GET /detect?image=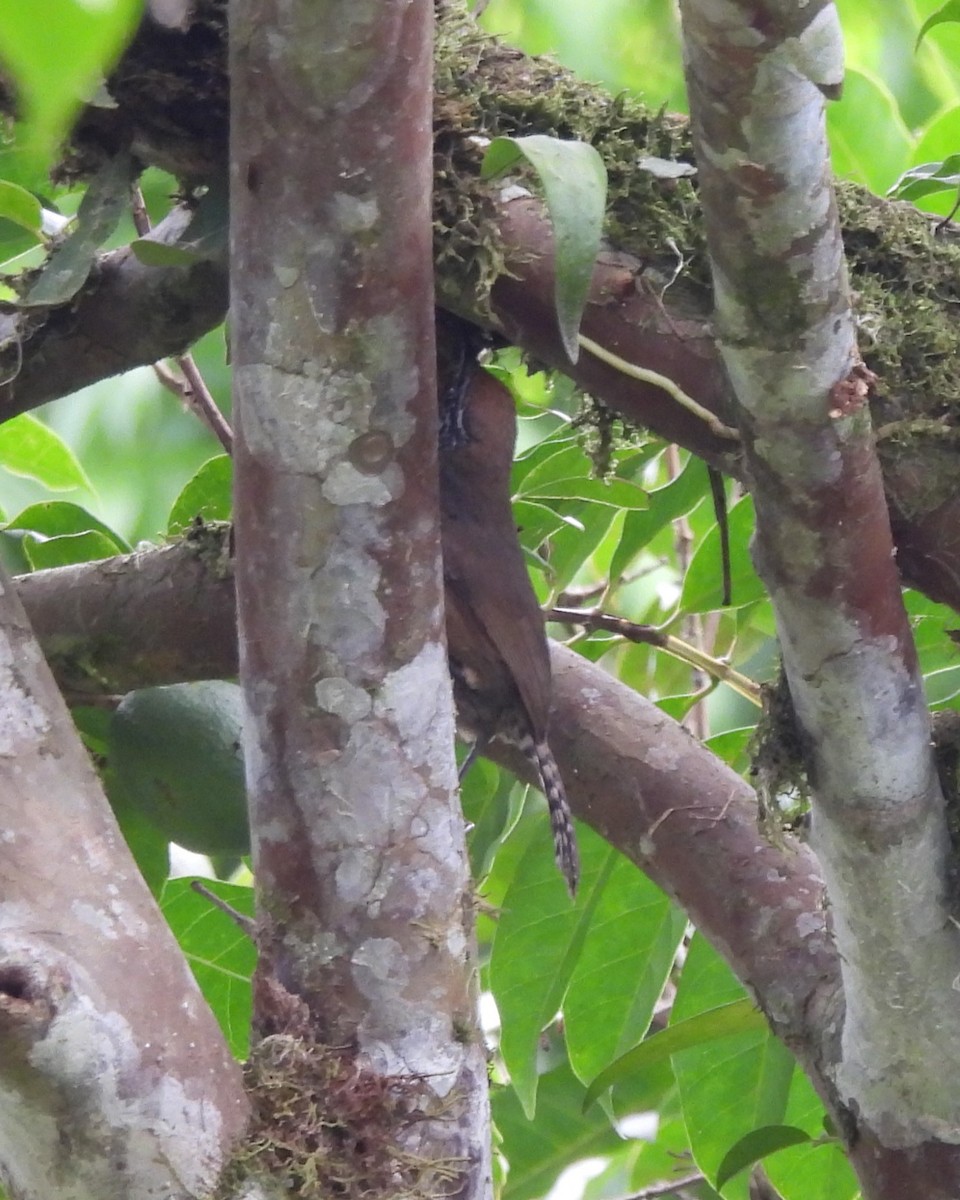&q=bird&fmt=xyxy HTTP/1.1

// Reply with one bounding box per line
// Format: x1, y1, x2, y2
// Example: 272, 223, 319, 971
437, 326, 580, 896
